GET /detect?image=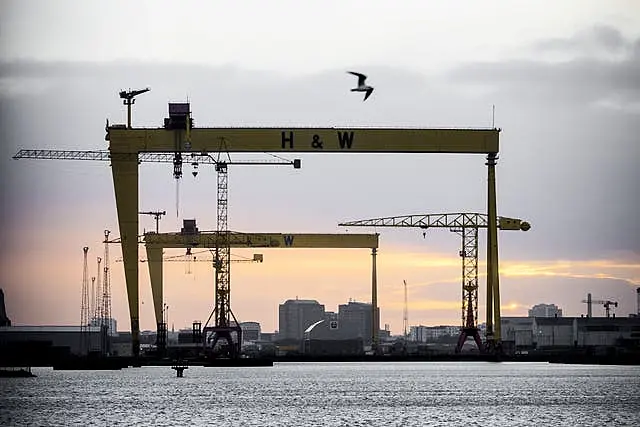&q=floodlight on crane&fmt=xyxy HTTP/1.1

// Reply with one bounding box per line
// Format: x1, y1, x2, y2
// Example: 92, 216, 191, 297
119, 87, 150, 128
